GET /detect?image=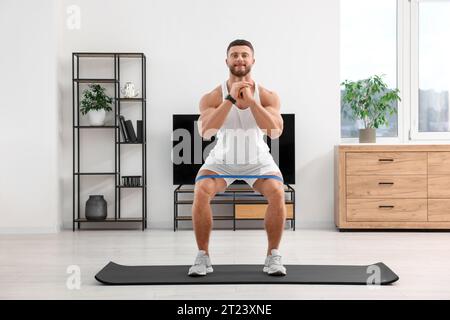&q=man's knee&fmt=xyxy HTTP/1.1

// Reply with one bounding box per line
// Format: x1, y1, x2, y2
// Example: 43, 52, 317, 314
266, 185, 285, 206
194, 179, 217, 203
265, 187, 286, 221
